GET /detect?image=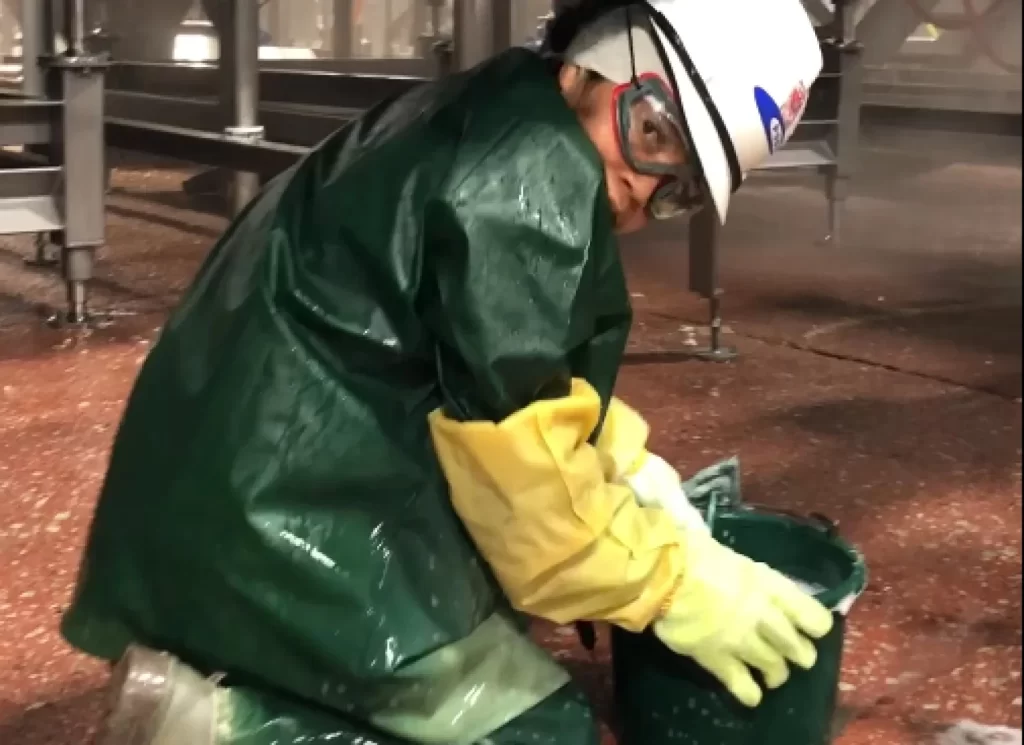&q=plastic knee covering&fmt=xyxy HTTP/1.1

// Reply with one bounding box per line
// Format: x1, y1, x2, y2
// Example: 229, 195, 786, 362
96, 645, 218, 745
479, 685, 600, 745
